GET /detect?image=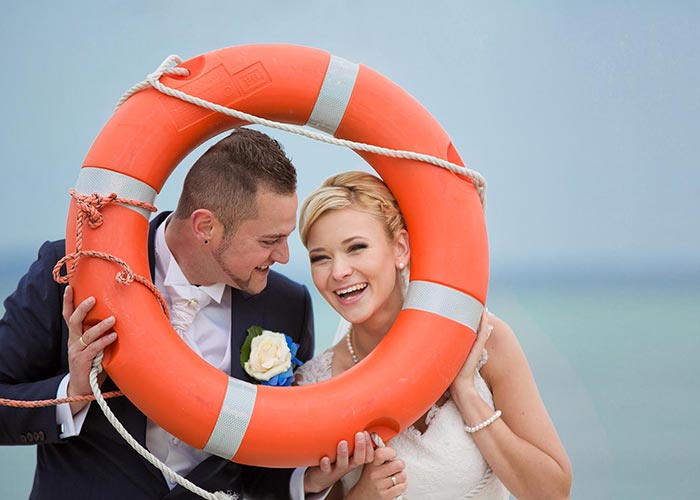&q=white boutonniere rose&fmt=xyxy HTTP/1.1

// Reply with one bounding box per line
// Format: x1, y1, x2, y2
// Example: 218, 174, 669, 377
240, 326, 302, 386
